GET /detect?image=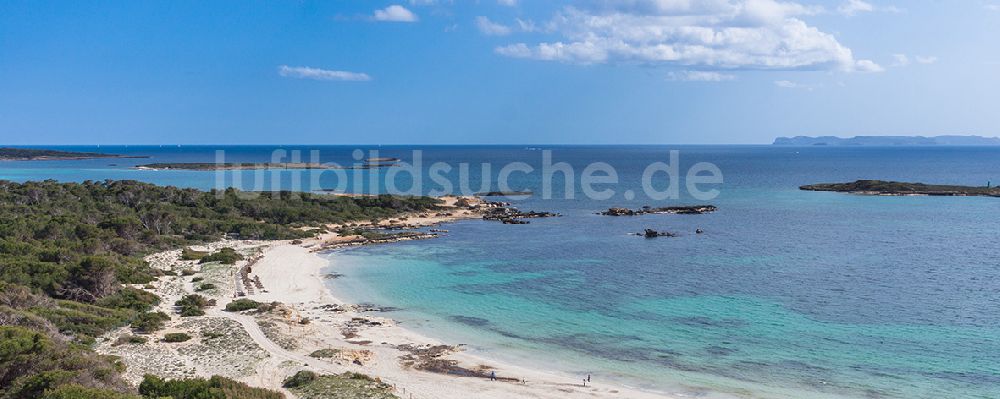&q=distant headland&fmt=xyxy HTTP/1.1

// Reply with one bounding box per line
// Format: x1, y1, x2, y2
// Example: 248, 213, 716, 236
773, 135, 1000, 146
801, 180, 1000, 197
0, 147, 148, 161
